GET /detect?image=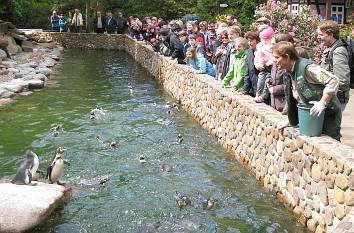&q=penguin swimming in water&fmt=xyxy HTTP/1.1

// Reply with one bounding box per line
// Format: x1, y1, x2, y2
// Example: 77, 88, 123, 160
175, 191, 192, 209
50, 124, 63, 137
128, 83, 134, 94
198, 192, 218, 210
139, 154, 147, 164
11, 150, 39, 185
47, 147, 70, 185
176, 134, 183, 144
